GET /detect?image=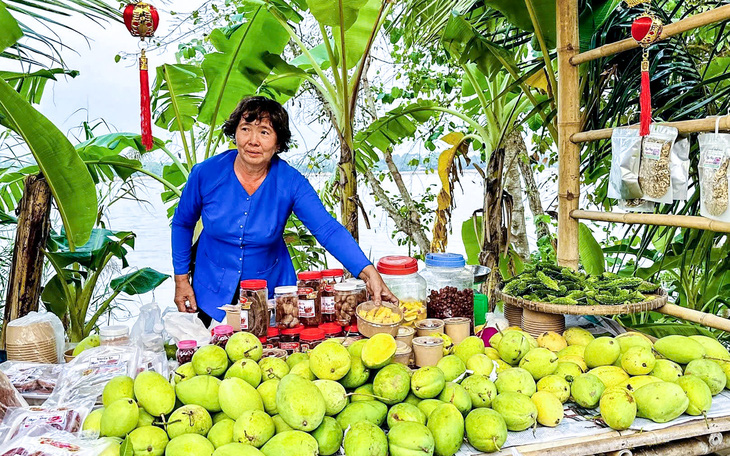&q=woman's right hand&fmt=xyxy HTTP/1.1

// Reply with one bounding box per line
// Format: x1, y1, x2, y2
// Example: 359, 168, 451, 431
174, 274, 198, 313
